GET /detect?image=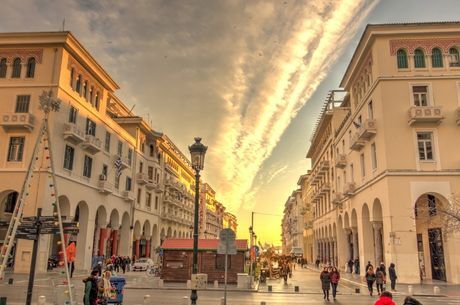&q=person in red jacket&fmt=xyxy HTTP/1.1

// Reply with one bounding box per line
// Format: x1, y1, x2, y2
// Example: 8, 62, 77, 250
374, 291, 396, 305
